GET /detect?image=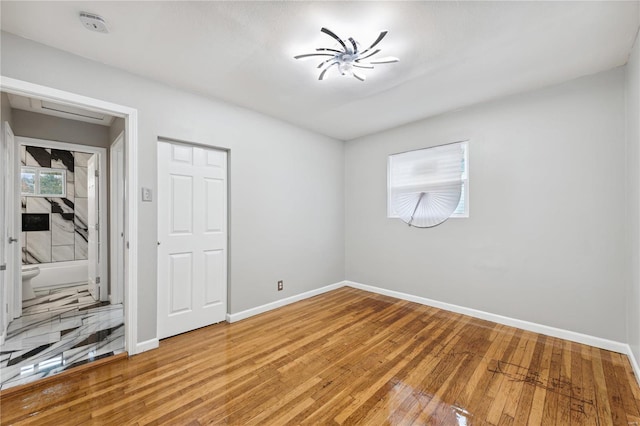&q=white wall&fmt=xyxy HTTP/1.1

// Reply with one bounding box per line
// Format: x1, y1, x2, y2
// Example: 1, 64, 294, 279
627, 30, 640, 366
1, 92, 12, 127
345, 68, 627, 342
0, 32, 345, 343
12, 109, 111, 147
